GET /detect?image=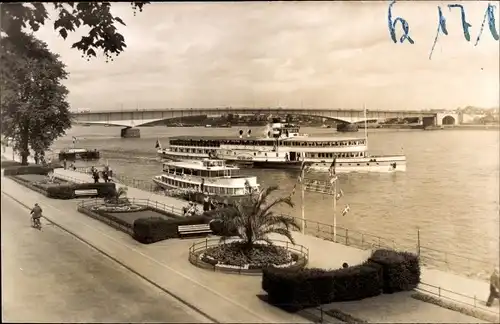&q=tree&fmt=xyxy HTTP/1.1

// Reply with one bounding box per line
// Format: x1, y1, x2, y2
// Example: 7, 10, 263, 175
1, 2, 148, 61
0, 34, 72, 164
214, 185, 300, 250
